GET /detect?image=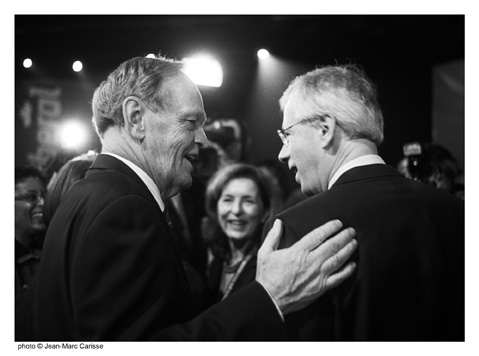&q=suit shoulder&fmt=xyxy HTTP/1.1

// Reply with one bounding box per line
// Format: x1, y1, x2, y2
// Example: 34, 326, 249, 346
278, 191, 332, 220
56, 168, 158, 225
75, 168, 147, 200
